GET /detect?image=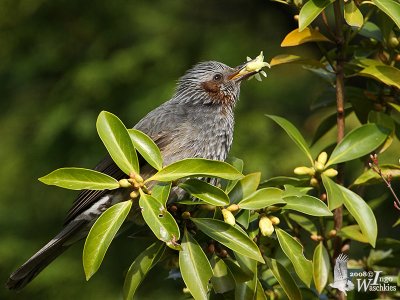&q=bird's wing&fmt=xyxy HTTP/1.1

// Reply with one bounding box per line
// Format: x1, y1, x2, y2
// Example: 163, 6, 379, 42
63, 155, 129, 225
333, 254, 349, 281
63, 130, 174, 225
